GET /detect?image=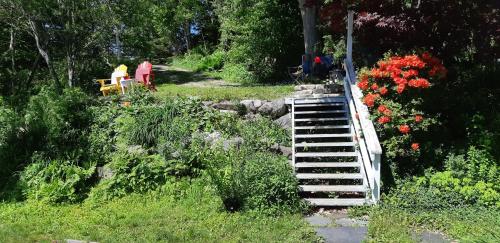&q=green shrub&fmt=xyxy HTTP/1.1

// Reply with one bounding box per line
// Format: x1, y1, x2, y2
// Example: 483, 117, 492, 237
87, 103, 124, 165
171, 50, 225, 72
88, 147, 171, 200
236, 117, 291, 150
0, 104, 23, 186
386, 147, 500, 209
206, 148, 303, 214
19, 159, 95, 203
323, 35, 346, 63
123, 104, 181, 148
122, 98, 202, 149
214, 0, 303, 83
24, 87, 93, 161
243, 153, 304, 214
219, 63, 256, 84
205, 148, 247, 212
